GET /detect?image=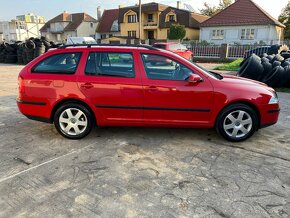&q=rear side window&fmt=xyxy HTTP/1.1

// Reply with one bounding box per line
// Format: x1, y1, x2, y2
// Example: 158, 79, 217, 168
32, 53, 82, 74
85, 52, 135, 78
